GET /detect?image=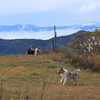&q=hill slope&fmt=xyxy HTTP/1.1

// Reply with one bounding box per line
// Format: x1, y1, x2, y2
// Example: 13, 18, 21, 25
0, 30, 85, 55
